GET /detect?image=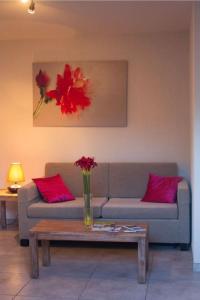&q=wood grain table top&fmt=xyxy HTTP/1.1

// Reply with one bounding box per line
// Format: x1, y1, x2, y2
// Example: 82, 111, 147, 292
0, 189, 18, 201
30, 220, 148, 242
